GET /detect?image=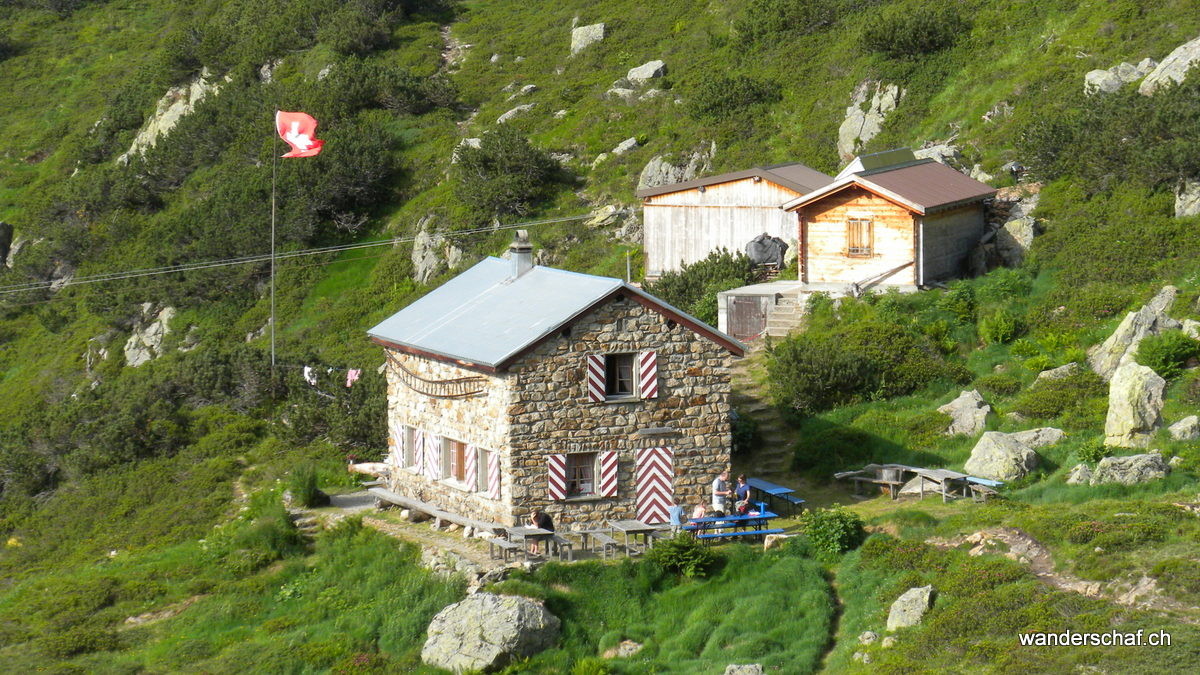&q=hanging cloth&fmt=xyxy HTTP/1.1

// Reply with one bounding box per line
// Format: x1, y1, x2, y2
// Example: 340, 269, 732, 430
345, 368, 362, 388
302, 366, 318, 386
